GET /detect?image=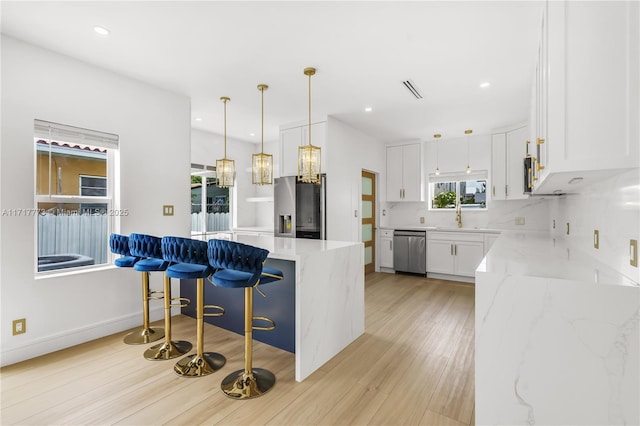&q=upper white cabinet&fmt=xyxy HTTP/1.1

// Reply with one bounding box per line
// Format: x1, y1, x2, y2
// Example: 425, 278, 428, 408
531, 1, 639, 194
279, 121, 327, 177
491, 125, 528, 200
386, 143, 423, 202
